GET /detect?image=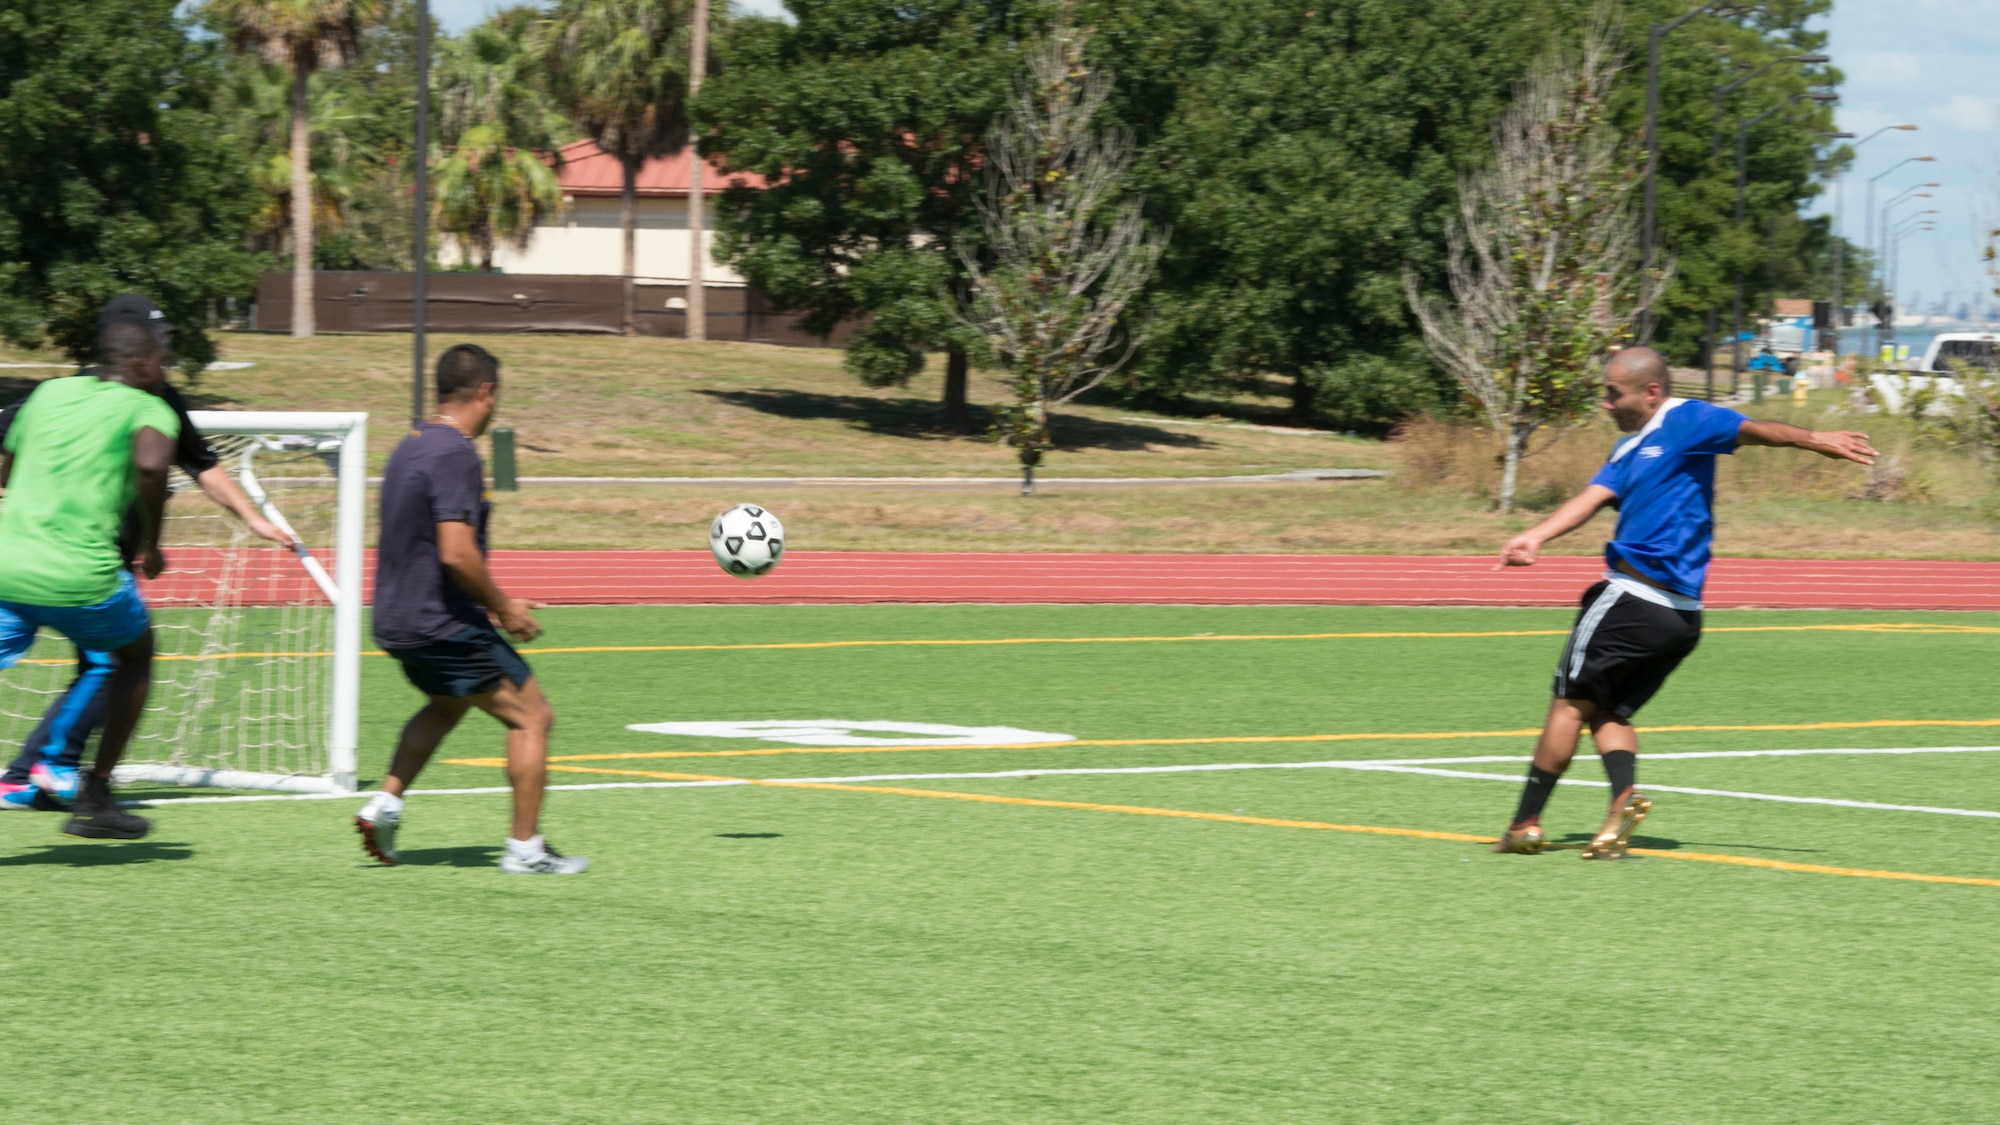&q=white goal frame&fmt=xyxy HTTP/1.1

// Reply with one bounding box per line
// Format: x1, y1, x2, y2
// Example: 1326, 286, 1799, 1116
109, 410, 368, 794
